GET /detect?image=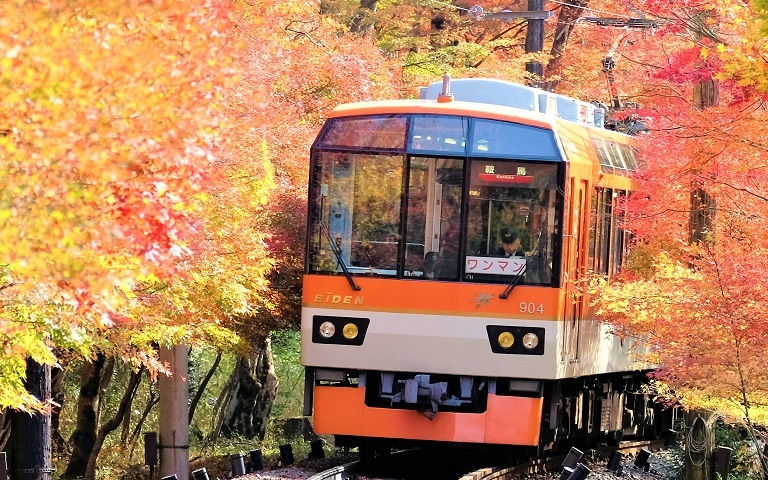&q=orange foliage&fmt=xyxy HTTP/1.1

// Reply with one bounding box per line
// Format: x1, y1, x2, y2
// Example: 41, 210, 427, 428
0, 0, 239, 409
0, 0, 401, 410
584, 1, 768, 419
